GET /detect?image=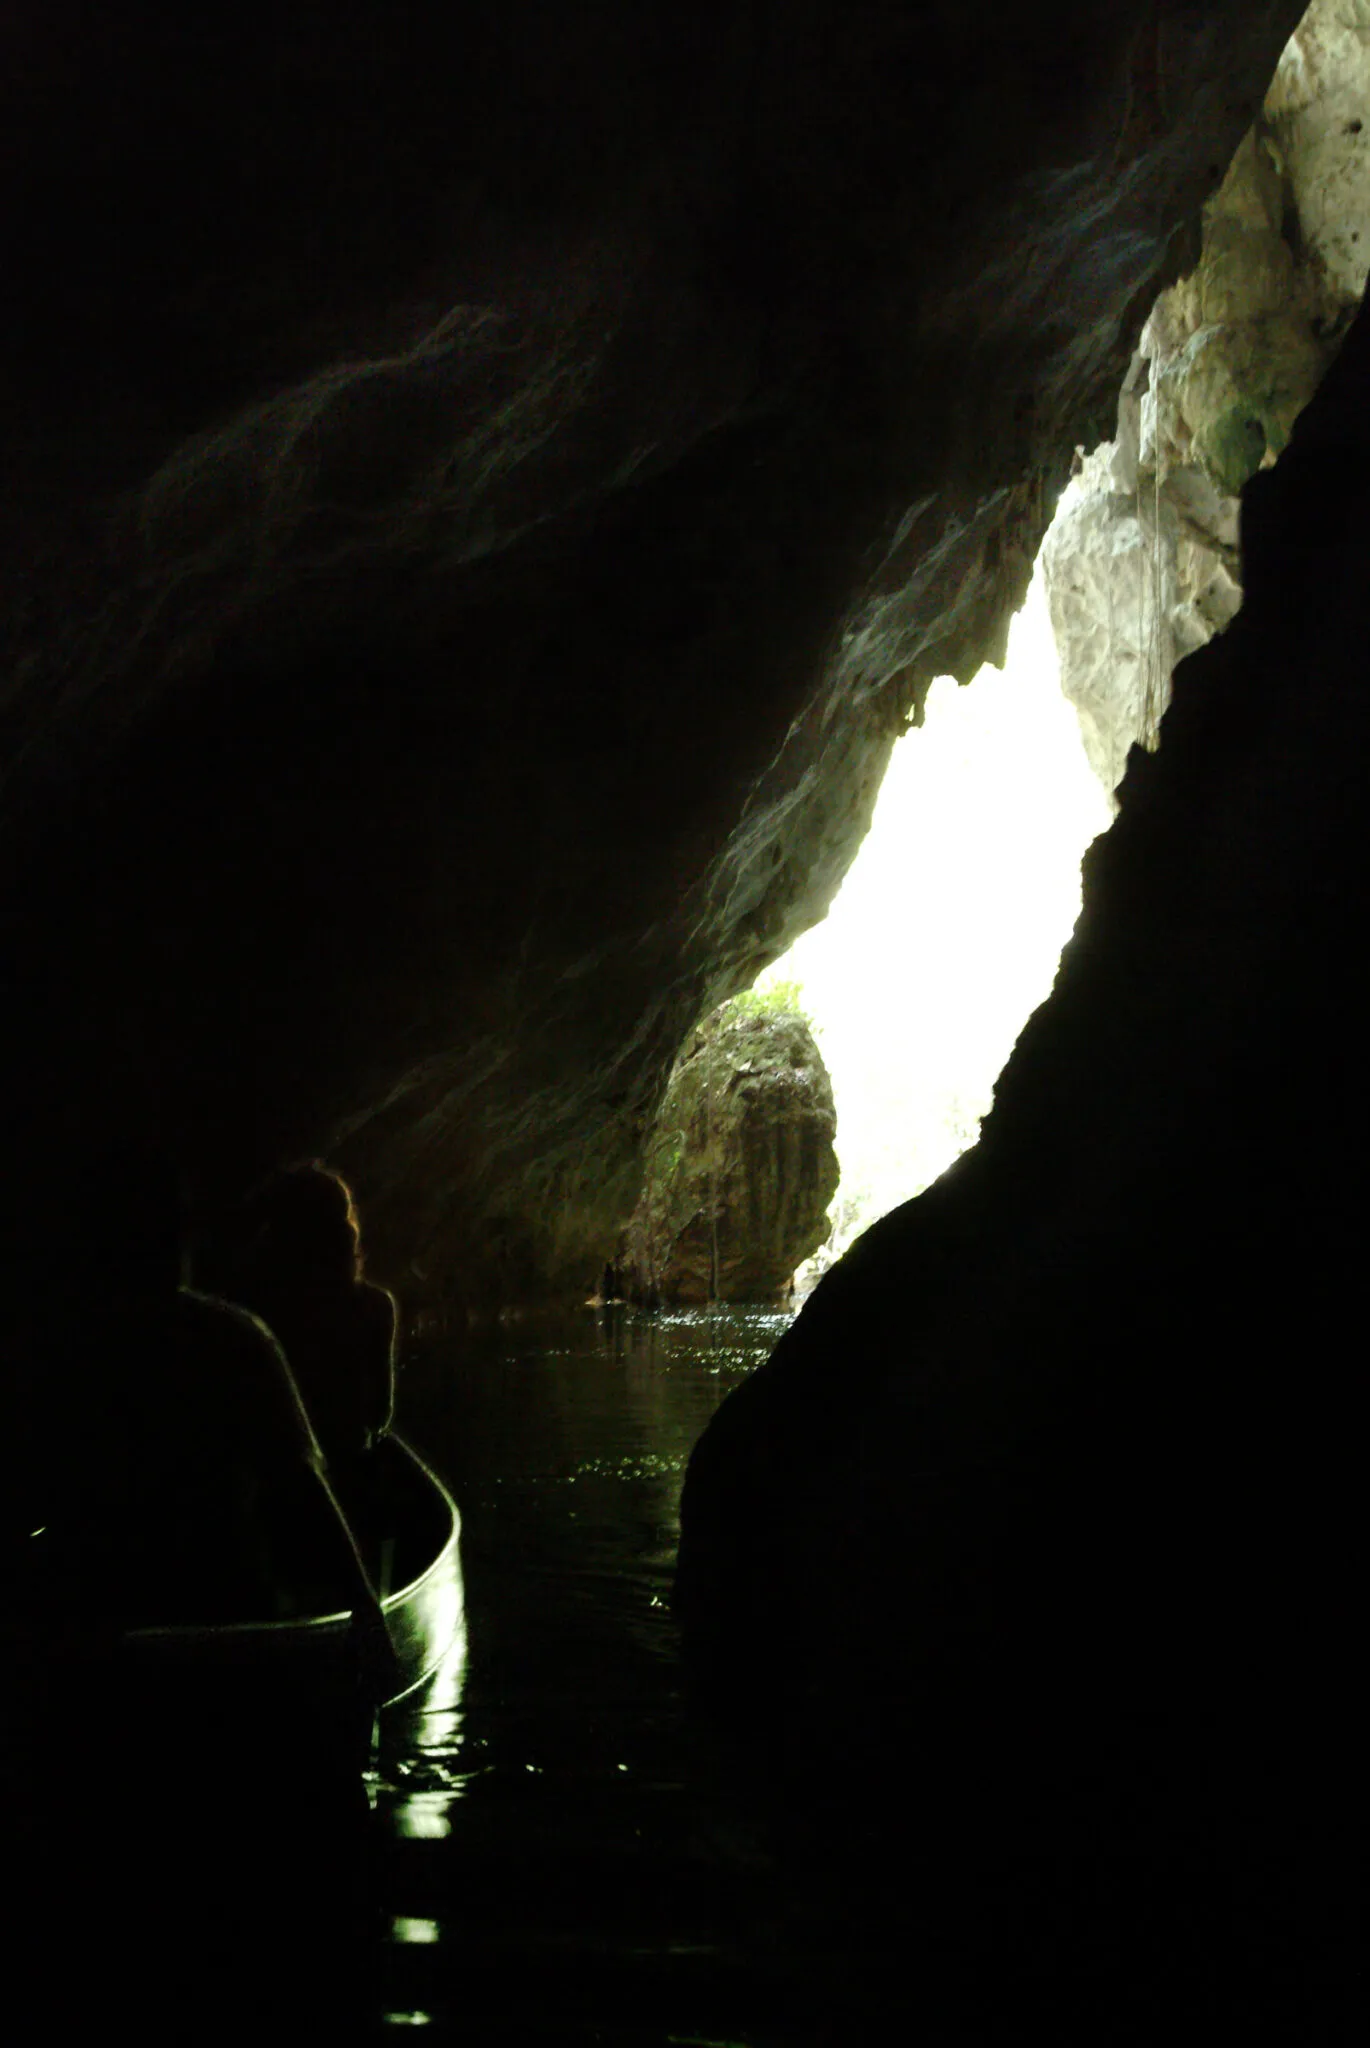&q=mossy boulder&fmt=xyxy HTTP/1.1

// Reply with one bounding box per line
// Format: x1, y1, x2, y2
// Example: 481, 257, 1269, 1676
622, 1002, 838, 1305
1197, 402, 1272, 495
